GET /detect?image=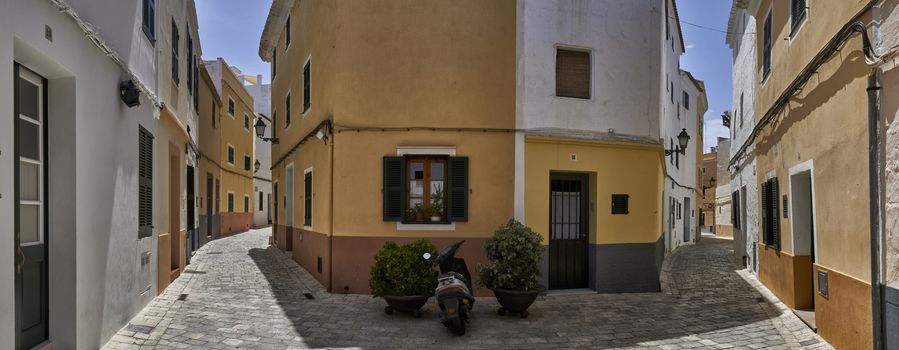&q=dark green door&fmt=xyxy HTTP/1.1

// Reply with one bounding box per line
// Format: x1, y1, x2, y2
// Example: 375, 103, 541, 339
548, 174, 588, 290
14, 64, 49, 350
